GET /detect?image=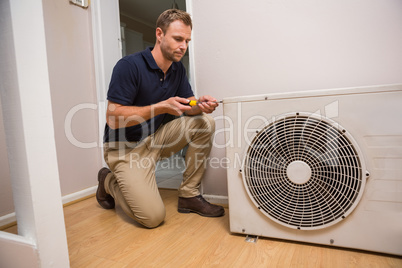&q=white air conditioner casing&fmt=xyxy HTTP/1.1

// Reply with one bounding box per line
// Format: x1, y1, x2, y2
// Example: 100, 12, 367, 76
223, 84, 402, 256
